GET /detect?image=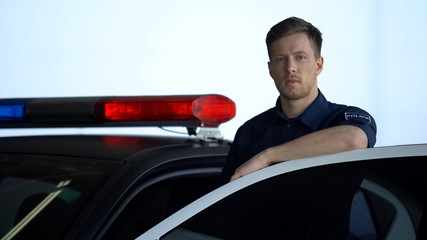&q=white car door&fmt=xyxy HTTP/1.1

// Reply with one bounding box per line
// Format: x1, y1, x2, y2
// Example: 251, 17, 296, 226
137, 145, 427, 240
